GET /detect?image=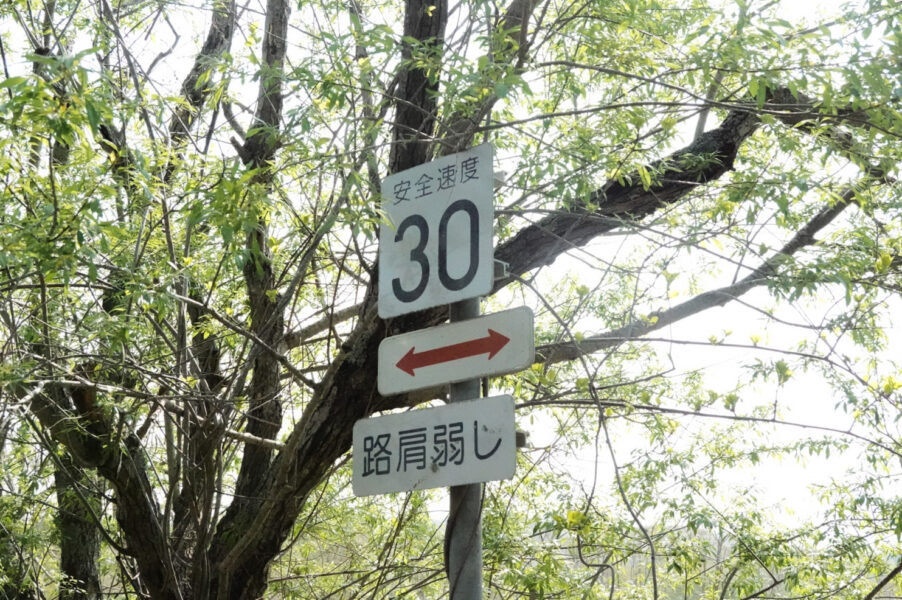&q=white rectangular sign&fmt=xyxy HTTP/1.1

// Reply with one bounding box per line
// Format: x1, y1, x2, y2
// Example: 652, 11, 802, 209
378, 306, 534, 396
352, 395, 516, 497
378, 144, 494, 319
